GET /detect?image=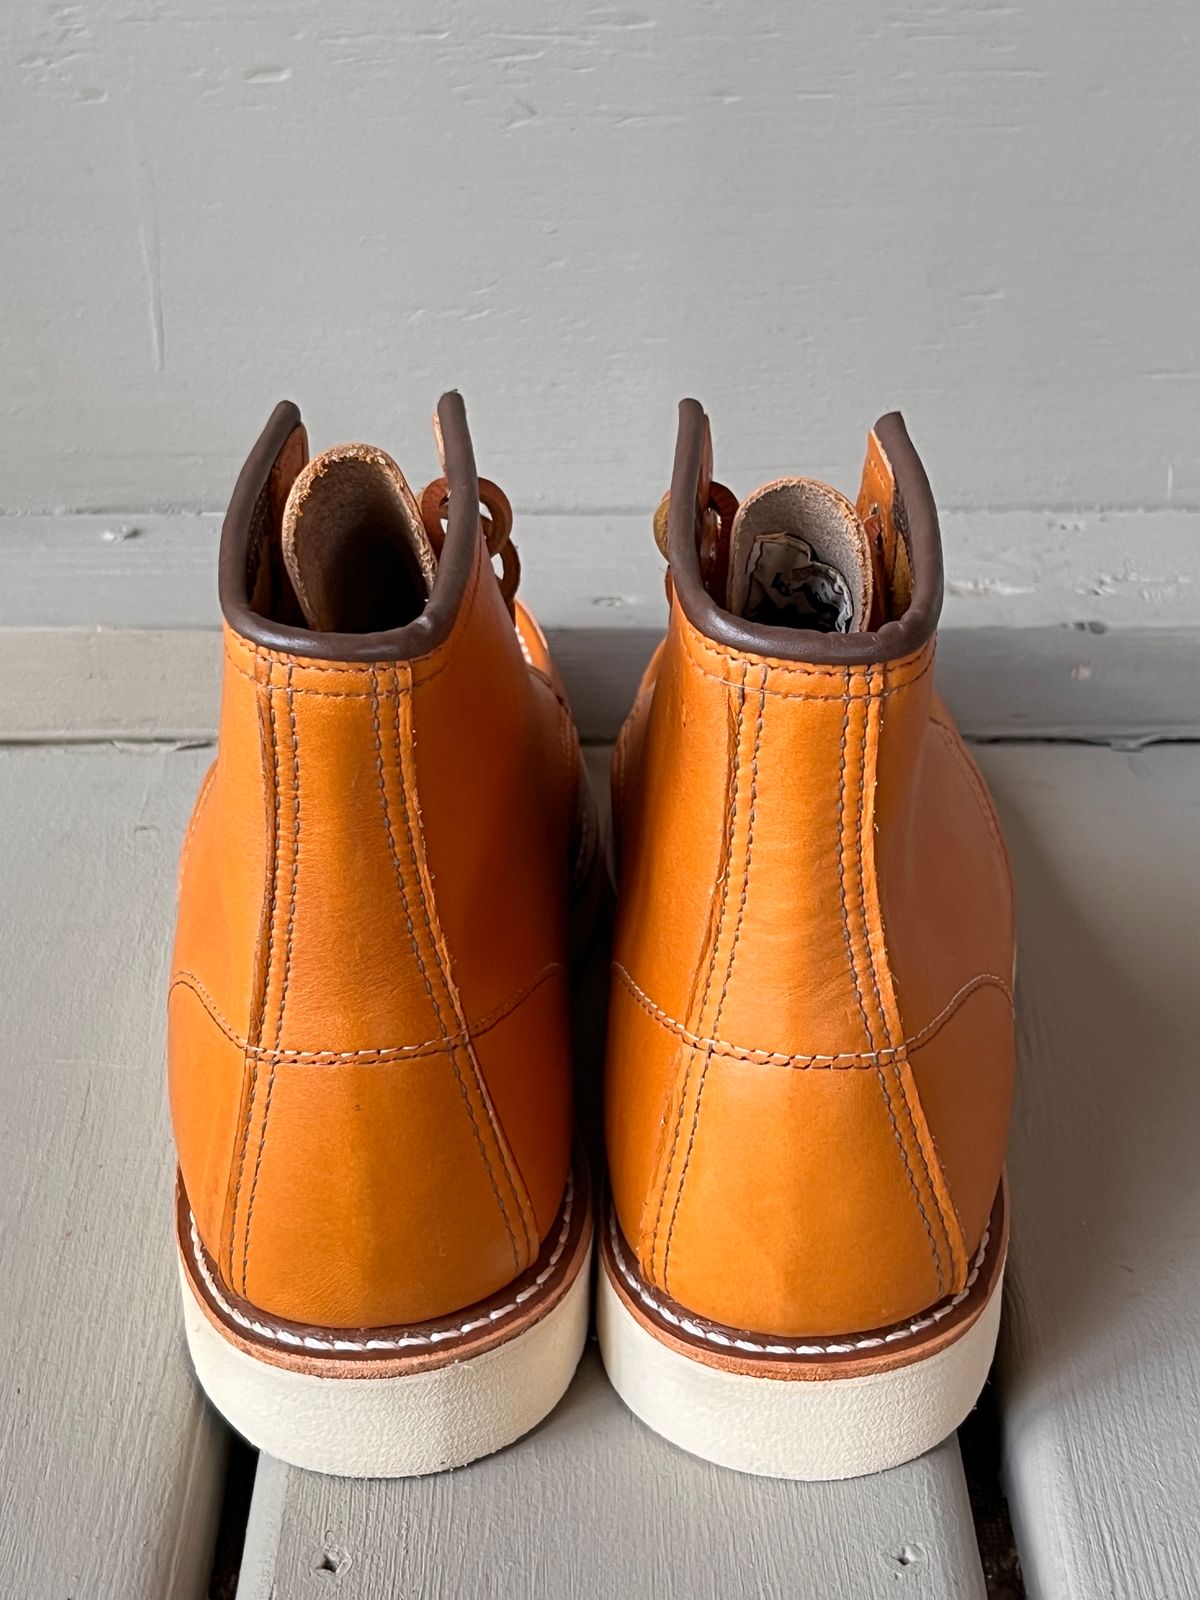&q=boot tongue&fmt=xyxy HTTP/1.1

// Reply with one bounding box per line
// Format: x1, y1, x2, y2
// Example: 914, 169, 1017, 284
280, 444, 438, 634
724, 478, 873, 634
